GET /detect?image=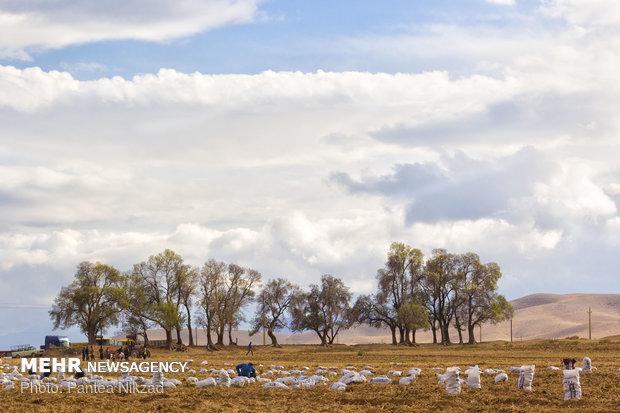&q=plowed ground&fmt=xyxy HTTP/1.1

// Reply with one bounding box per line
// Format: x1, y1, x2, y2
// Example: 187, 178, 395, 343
2, 338, 619, 412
